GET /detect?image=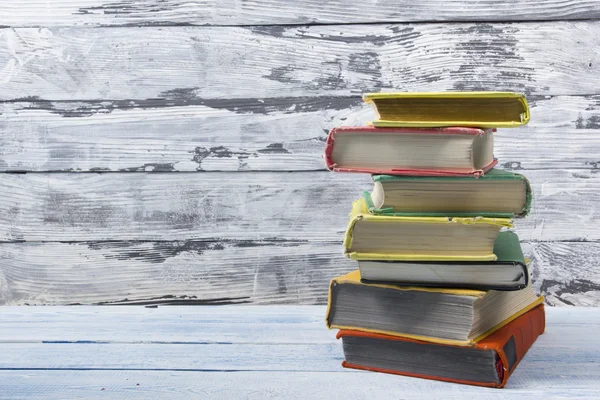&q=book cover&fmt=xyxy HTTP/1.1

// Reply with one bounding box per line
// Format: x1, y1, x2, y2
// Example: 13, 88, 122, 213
326, 270, 544, 346
359, 231, 529, 291
336, 304, 545, 388
343, 197, 513, 261
337, 304, 546, 388
362, 91, 530, 128
364, 168, 533, 218
324, 126, 497, 177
